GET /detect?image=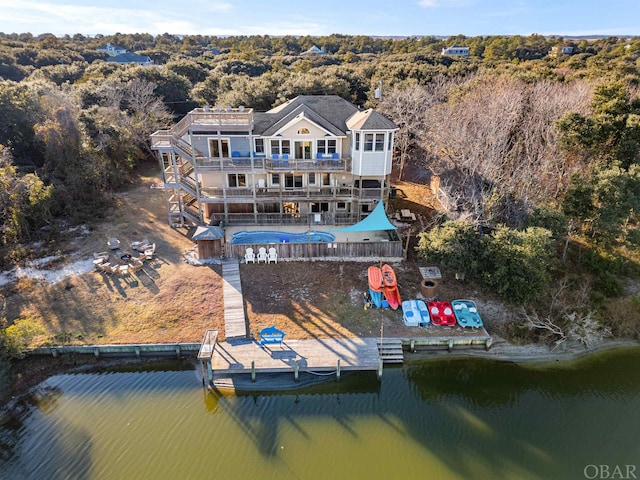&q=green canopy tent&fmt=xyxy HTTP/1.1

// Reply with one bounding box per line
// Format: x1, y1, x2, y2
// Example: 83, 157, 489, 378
331, 201, 397, 232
